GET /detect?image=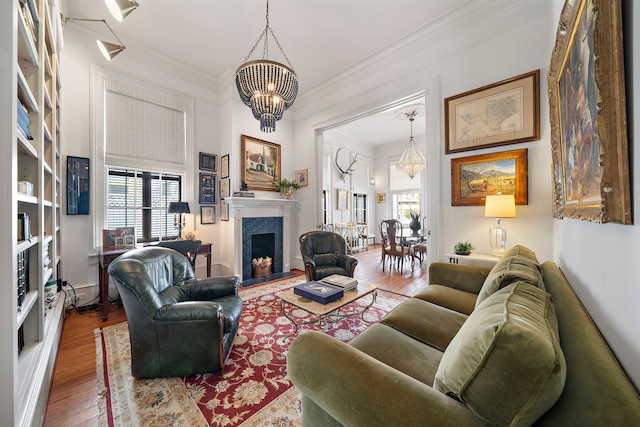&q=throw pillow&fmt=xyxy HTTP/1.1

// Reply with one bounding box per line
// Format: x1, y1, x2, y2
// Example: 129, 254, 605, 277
433, 282, 566, 427
475, 245, 543, 307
